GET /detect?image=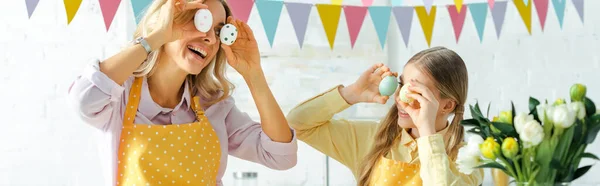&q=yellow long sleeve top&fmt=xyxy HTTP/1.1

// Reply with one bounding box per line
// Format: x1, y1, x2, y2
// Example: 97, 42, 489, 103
287, 86, 483, 186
